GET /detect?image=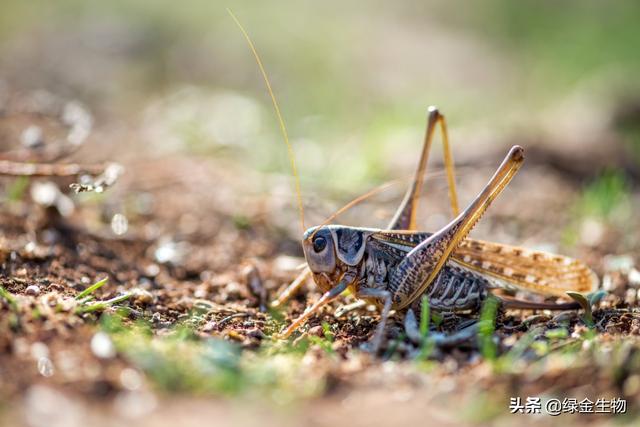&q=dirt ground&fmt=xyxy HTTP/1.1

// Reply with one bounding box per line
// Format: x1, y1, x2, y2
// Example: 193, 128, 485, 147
0, 87, 639, 427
